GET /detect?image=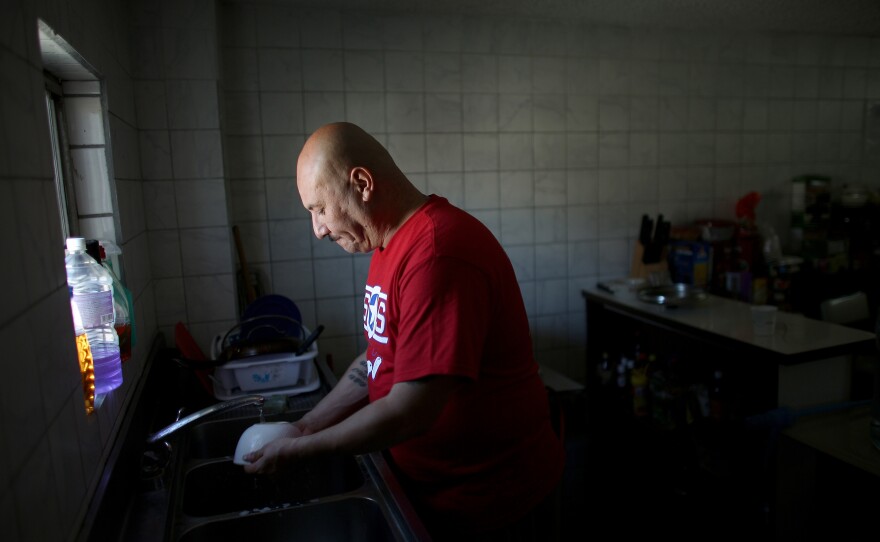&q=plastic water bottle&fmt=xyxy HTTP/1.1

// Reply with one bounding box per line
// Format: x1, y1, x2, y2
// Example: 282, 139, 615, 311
86, 239, 134, 362
65, 237, 123, 394
70, 288, 96, 414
